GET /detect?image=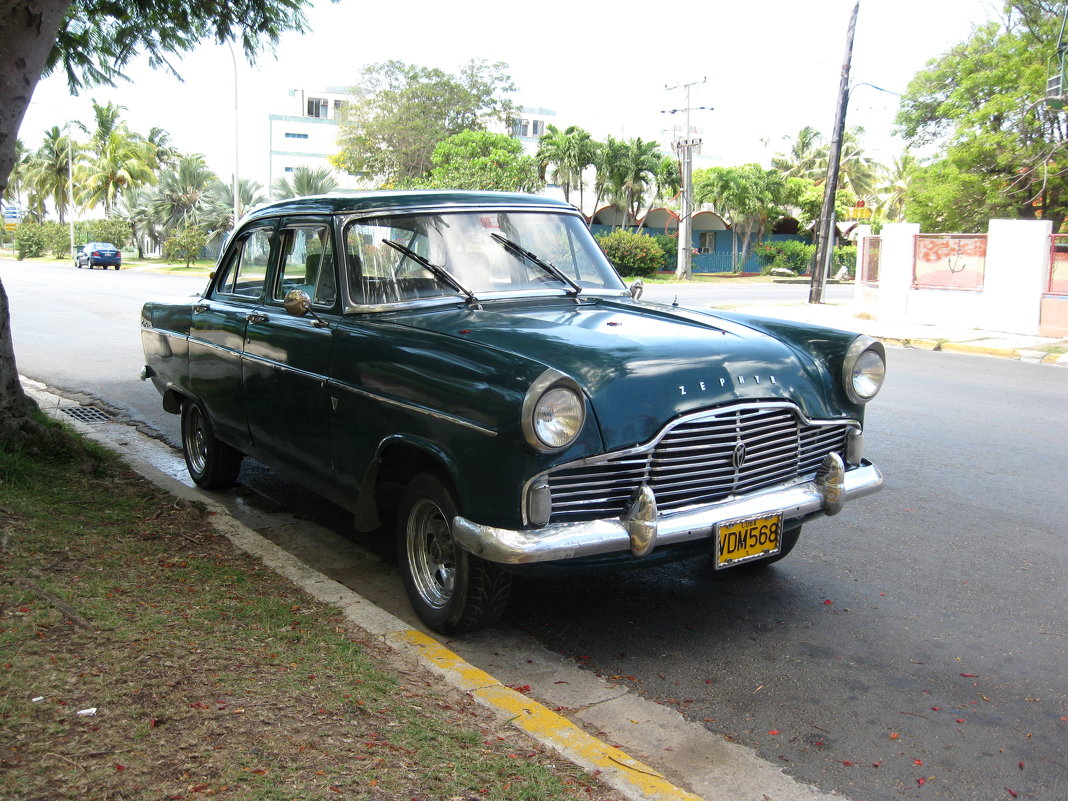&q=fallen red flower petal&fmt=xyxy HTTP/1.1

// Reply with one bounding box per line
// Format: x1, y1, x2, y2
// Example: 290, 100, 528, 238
960, 673, 978, 678
917, 777, 926, 787
823, 599, 833, 605
767, 730, 781, 735
956, 718, 966, 723
114, 764, 126, 772
1005, 789, 1018, 799
914, 759, 924, 766
841, 760, 854, 766
1019, 761, 1025, 770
